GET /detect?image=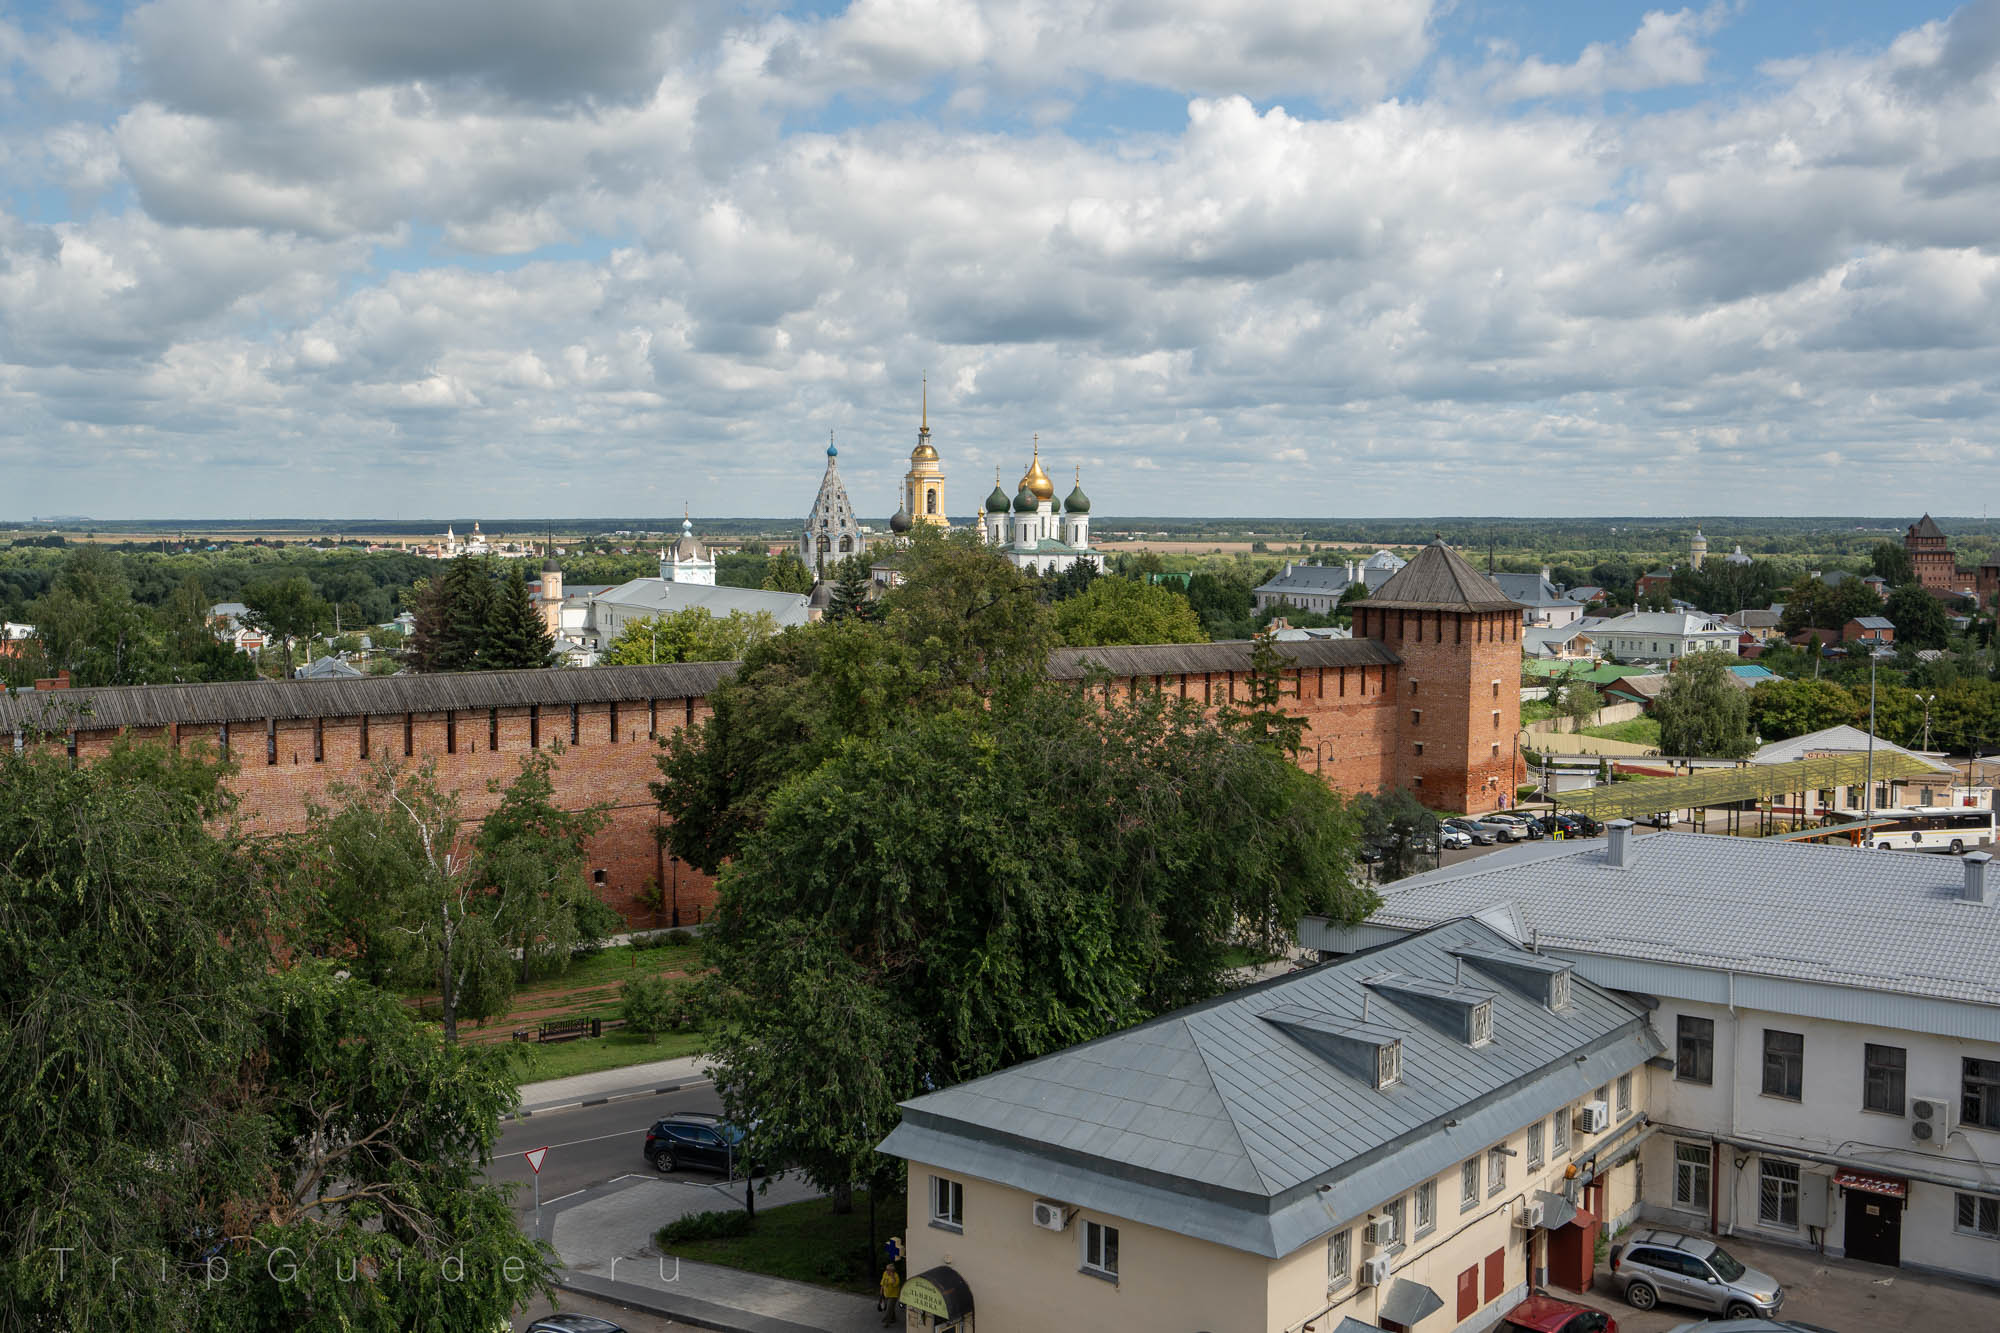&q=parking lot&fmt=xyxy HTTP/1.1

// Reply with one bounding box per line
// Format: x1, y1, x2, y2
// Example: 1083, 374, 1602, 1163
1550, 1232, 2000, 1331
